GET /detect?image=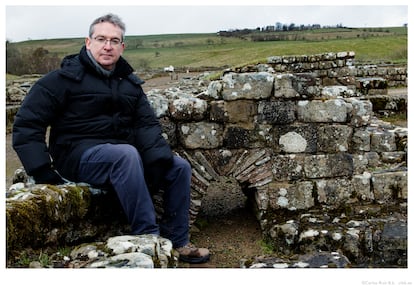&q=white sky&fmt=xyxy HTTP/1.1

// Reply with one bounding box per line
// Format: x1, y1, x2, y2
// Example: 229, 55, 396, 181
4, 1, 409, 42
